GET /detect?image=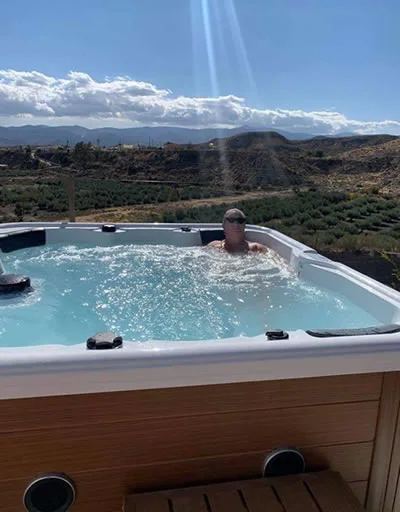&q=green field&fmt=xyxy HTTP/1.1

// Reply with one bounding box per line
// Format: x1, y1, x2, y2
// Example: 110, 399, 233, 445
0, 178, 229, 219
160, 190, 400, 252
